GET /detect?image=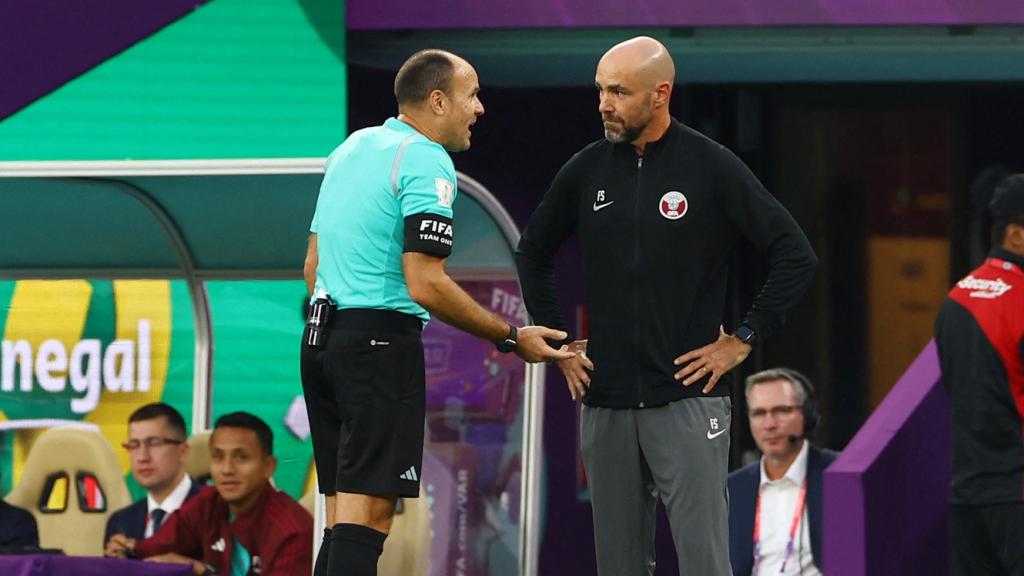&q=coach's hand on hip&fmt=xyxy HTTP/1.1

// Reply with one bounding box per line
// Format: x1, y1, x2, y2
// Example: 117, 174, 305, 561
556, 339, 593, 401
673, 326, 752, 394
514, 326, 577, 363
